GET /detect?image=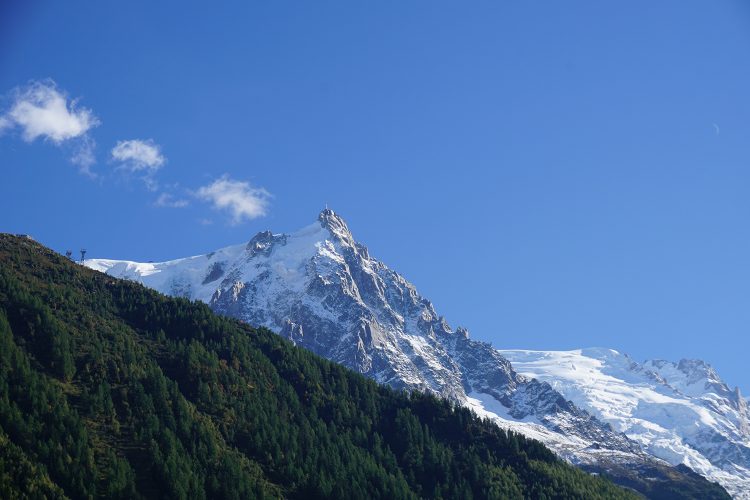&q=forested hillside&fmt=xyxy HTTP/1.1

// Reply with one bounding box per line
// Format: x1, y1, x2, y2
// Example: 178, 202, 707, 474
0, 234, 724, 499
